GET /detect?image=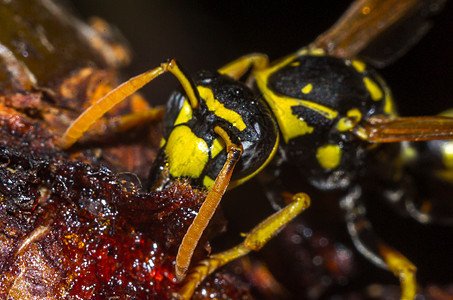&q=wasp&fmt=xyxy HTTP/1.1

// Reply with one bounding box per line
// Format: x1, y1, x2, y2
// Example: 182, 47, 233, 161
60, 0, 453, 298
